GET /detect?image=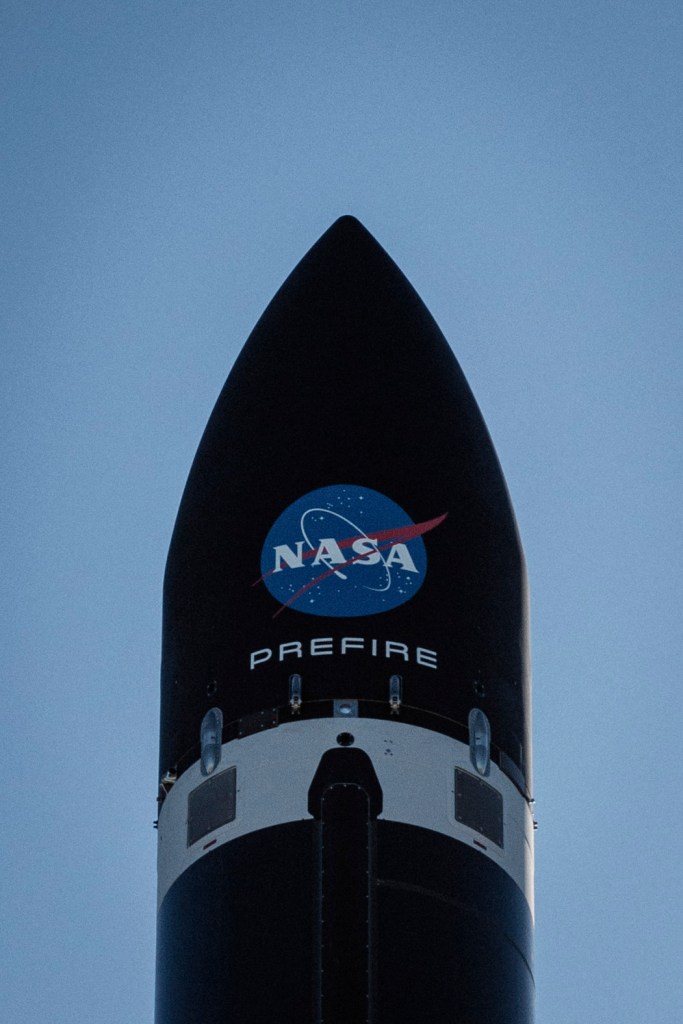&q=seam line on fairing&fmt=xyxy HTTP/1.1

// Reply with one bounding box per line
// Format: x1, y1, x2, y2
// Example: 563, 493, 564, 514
375, 878, 534, 980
